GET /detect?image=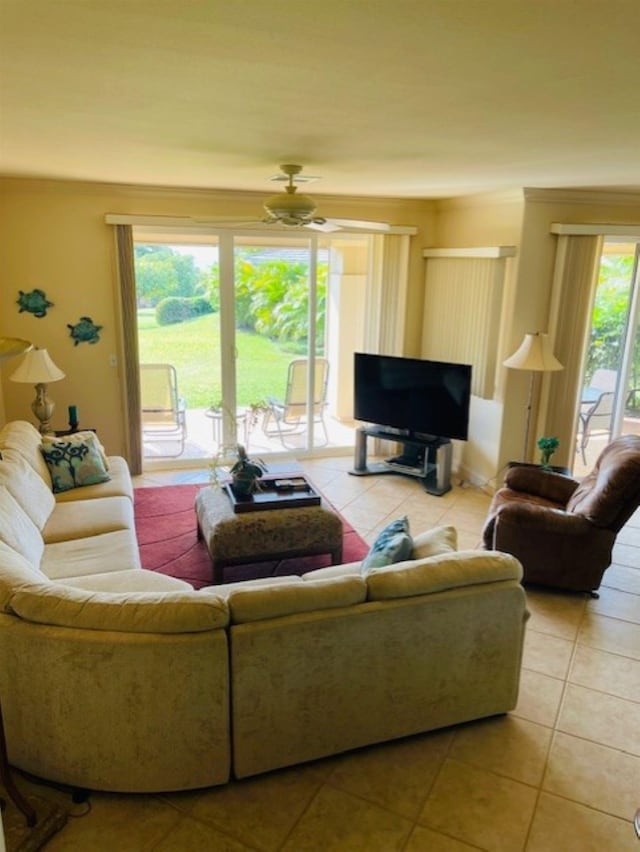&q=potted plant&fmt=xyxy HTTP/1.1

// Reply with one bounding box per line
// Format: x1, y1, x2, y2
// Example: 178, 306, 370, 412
537, 436, 560, 469
229, 444, 266, 495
